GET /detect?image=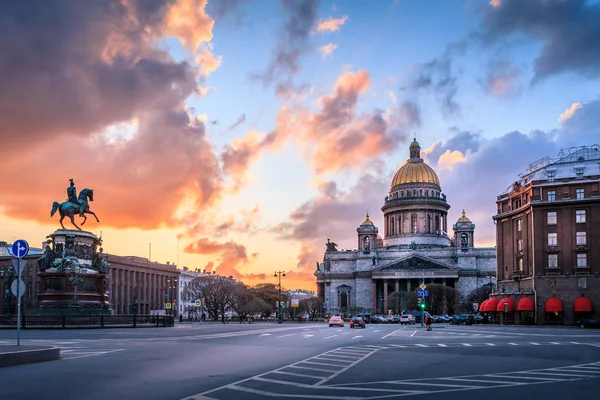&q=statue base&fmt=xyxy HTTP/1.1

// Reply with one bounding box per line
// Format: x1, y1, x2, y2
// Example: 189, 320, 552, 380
36, 229, 112, 316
